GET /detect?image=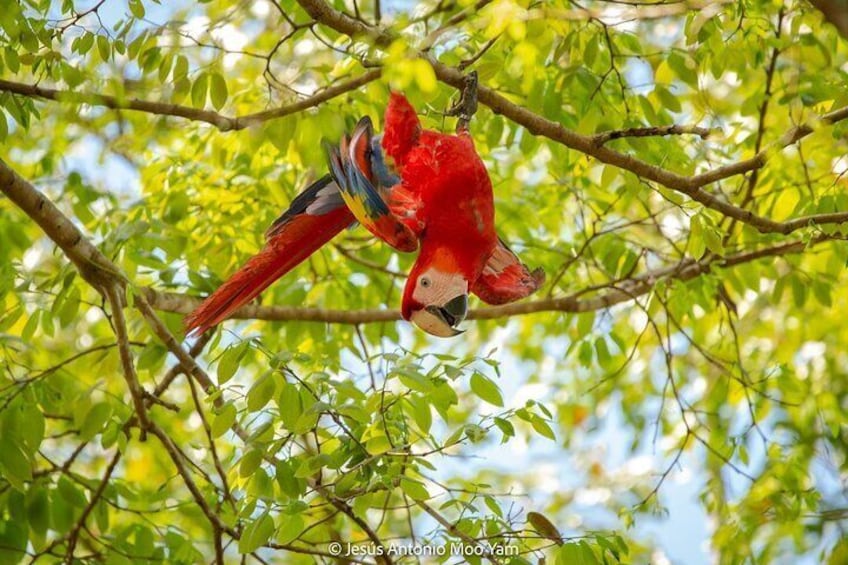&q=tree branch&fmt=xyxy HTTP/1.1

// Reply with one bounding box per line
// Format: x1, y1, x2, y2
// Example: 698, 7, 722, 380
592, 124, 717, 146
0, 158, 122, 292
0, 70, 381, 132
141, 235, 842, 325
147, 423, 237, 536
809, 0, 848, 38
64, 450, 121, 561
135, 293, 218, 398
151, 332, 213, 399
105, 285, 150, 438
